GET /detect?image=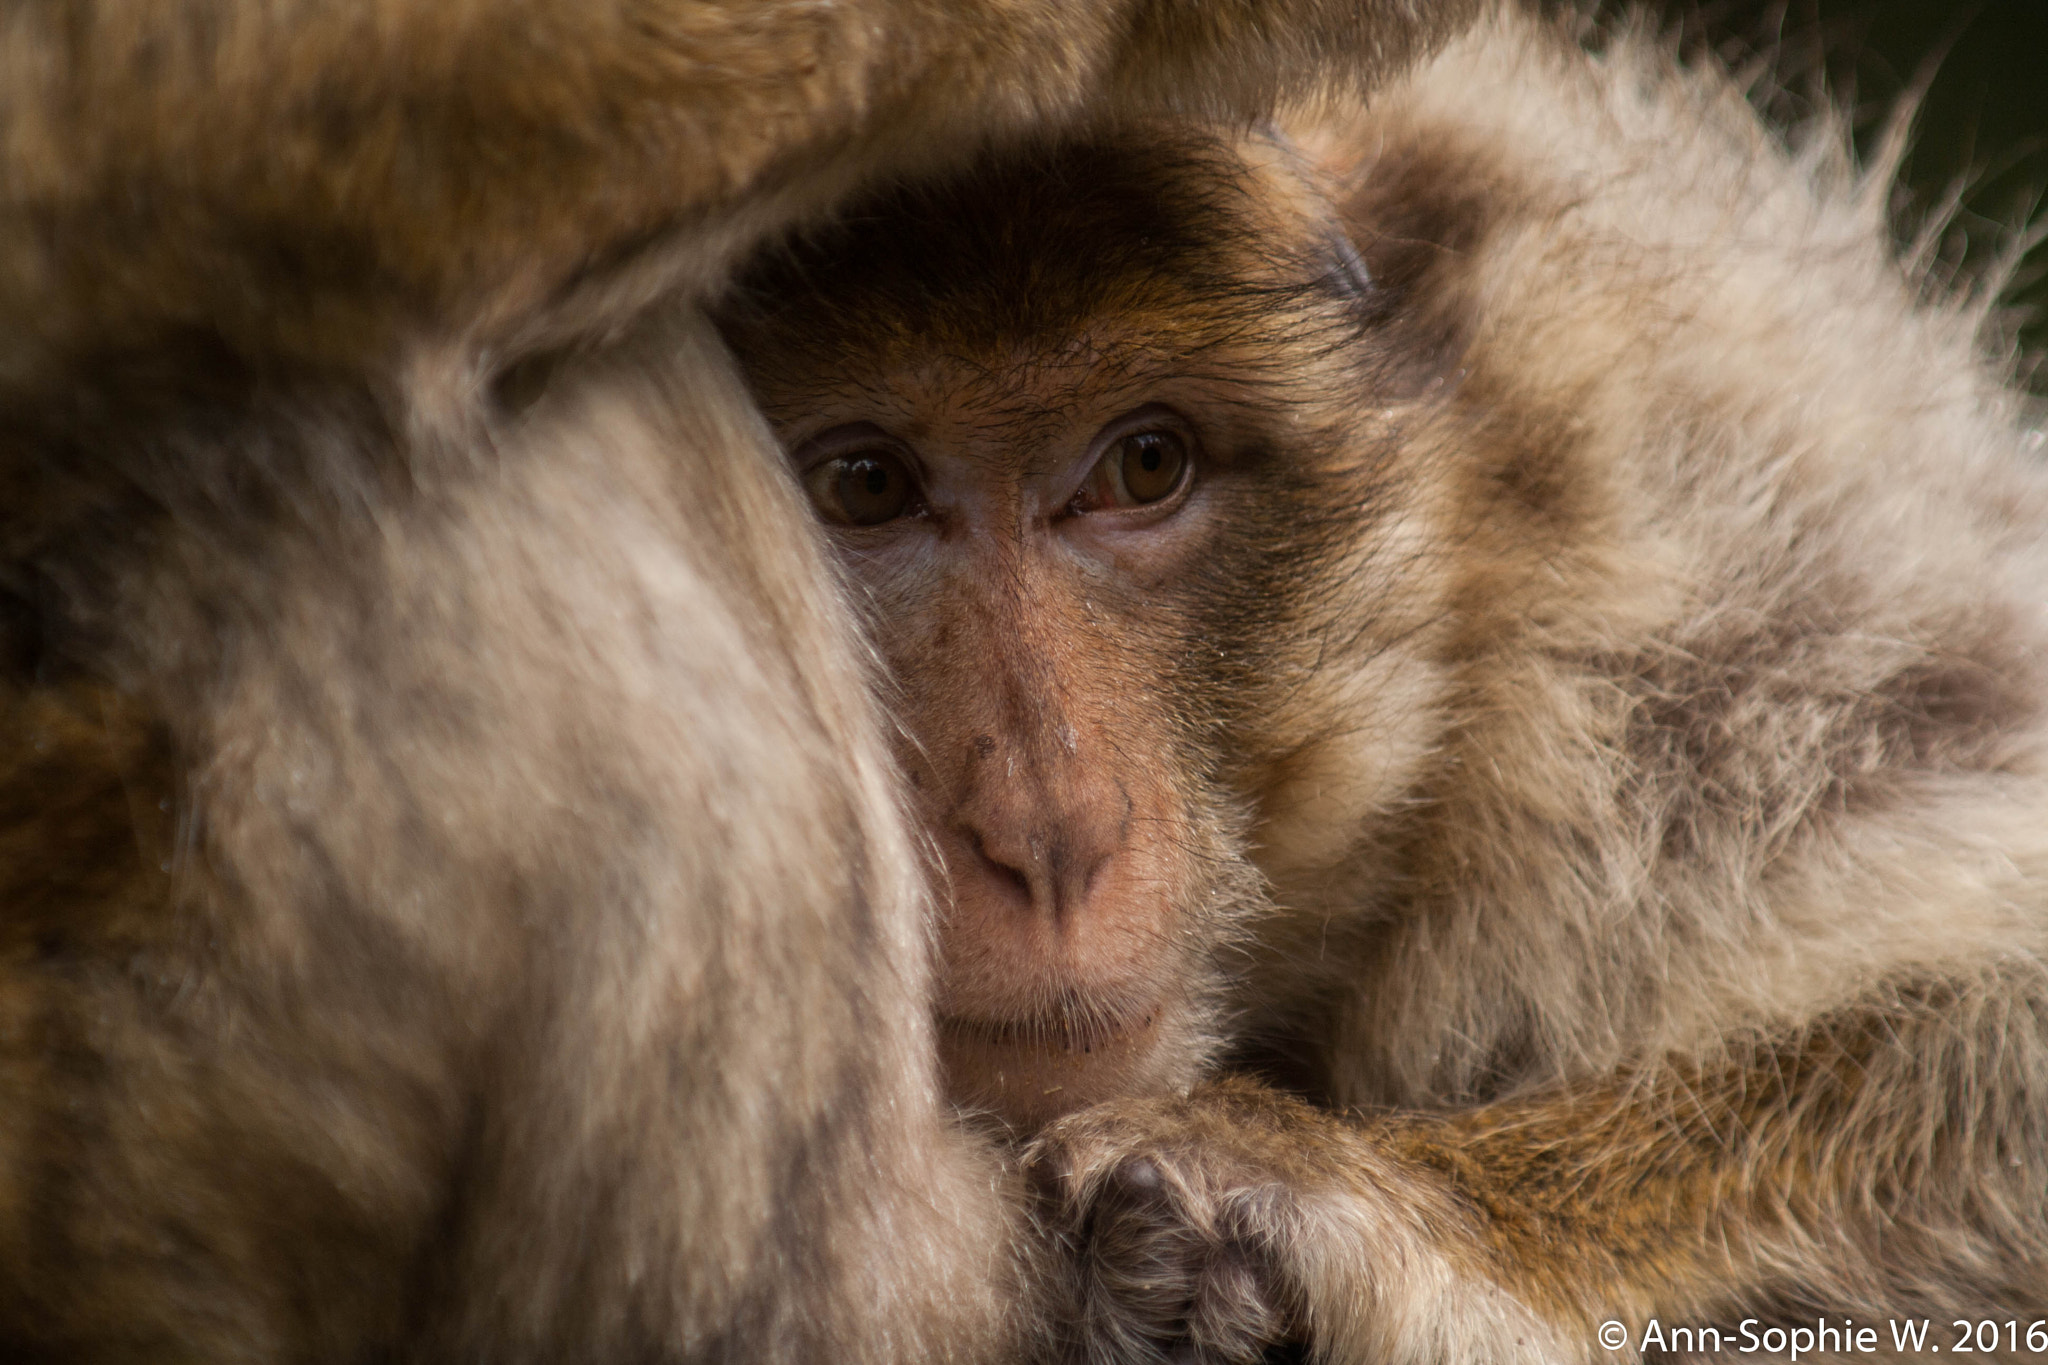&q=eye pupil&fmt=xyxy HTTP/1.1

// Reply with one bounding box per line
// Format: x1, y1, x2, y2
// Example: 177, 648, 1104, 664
1116, 430, 1187, 504
863, 464, 890, 496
